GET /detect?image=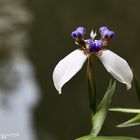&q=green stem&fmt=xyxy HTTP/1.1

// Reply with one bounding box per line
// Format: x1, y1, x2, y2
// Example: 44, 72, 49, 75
87, 54, 96, 114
